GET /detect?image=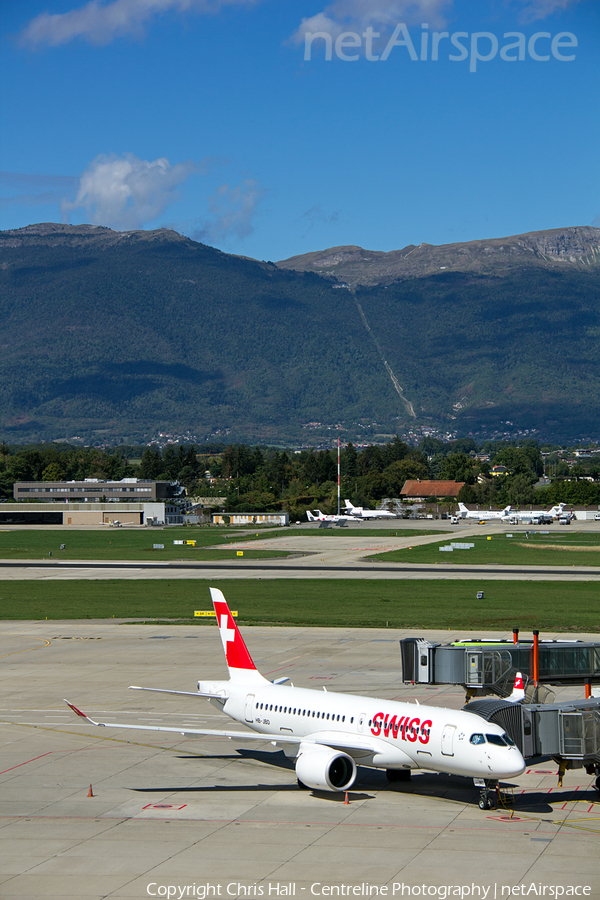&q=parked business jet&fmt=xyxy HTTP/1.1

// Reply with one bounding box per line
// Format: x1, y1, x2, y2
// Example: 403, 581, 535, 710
343, 500, 397, 519
457, 503, 511, 521
306, 509, 356, 524
507, 503, 568, 522
65, 589, 525, 809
